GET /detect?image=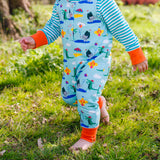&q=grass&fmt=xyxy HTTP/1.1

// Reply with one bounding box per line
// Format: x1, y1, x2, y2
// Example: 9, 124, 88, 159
0, 3, 160, 160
